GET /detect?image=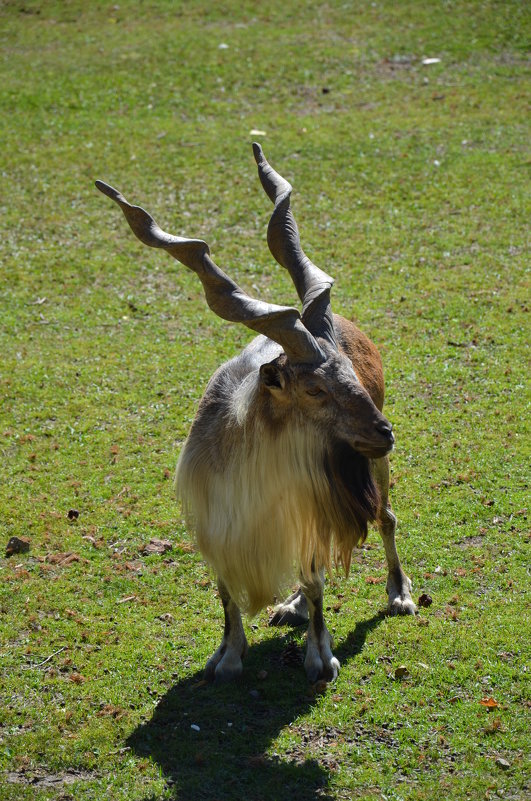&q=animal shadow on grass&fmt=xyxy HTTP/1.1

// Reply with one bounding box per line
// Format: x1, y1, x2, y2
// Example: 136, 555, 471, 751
127, 612, 384, 801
